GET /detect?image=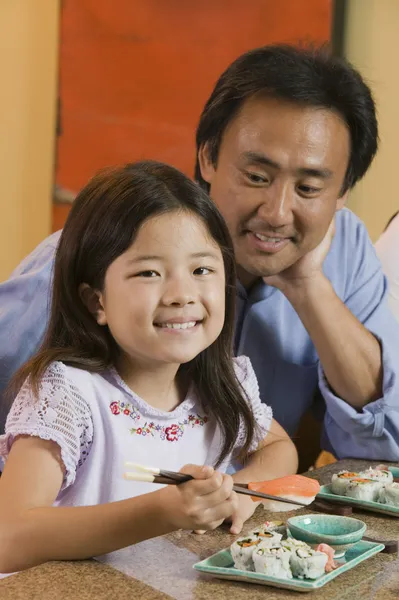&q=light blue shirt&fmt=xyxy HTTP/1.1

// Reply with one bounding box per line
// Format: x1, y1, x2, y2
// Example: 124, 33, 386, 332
1, 209, 399, 460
